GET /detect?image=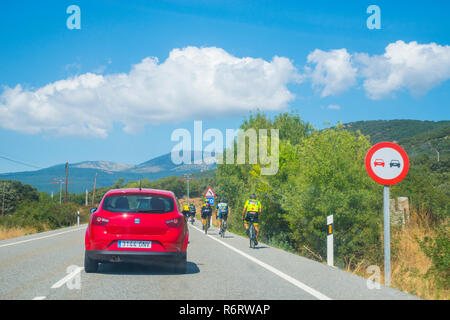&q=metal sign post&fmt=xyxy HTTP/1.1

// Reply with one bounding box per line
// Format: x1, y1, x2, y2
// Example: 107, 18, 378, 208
383, 185, 391, 286
327, 215, 334, 267
365, 142, 409, 287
